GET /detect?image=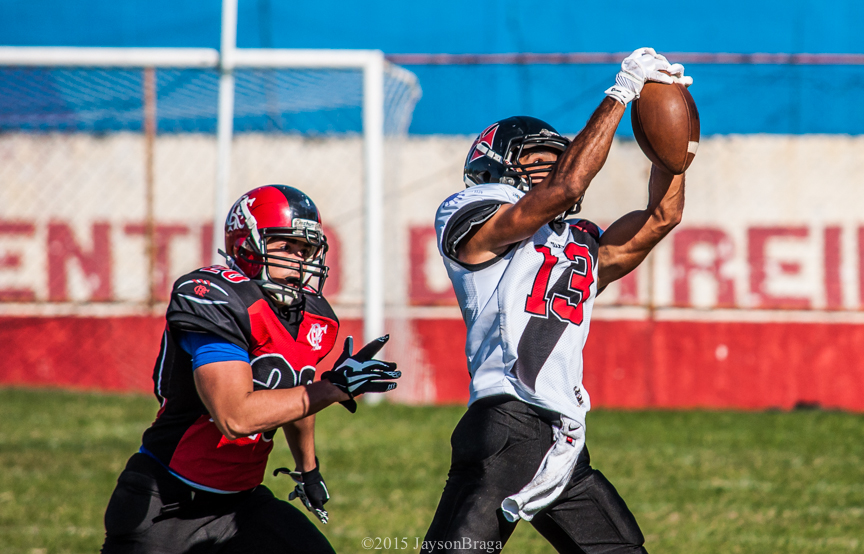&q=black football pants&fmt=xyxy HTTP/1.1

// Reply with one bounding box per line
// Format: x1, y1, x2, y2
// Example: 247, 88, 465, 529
423, 396, 647, 554
101, 453, 334, 554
